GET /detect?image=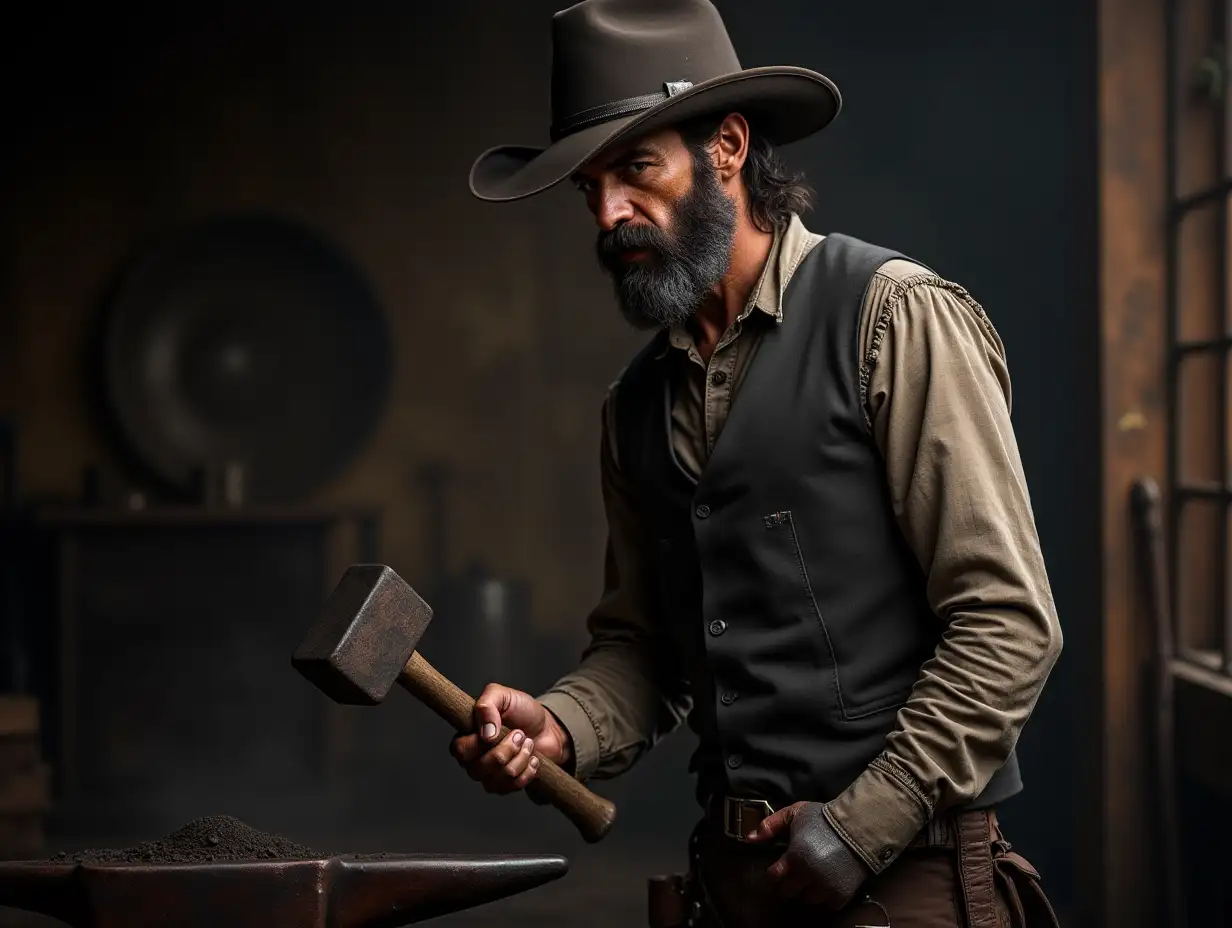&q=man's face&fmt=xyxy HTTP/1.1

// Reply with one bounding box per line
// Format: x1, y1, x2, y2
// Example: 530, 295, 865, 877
571, 127, 737, 330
